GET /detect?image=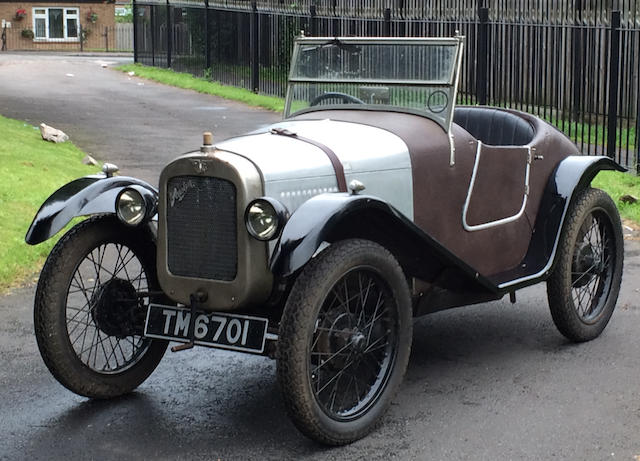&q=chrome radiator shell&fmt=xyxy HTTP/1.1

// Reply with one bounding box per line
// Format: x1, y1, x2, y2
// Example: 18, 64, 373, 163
157, 151, 272, 311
